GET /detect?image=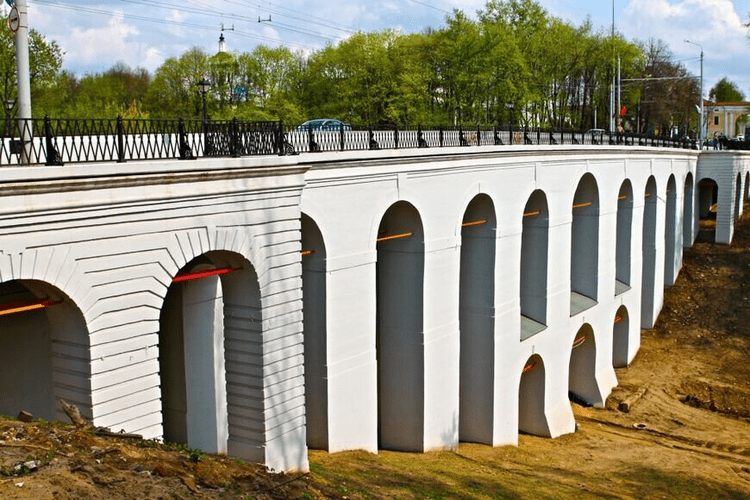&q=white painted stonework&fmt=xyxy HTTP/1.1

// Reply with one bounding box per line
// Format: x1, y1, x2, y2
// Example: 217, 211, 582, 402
0, 146, 748, 472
